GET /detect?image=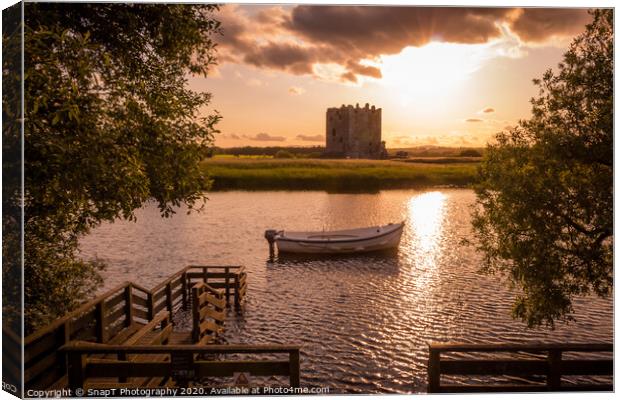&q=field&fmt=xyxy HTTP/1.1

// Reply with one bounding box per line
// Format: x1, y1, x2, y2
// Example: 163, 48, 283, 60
201, 158, 479, 191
